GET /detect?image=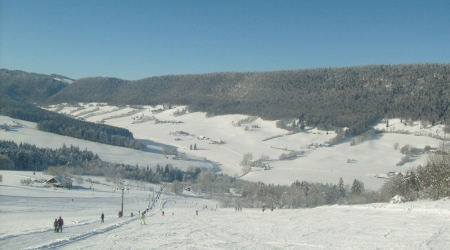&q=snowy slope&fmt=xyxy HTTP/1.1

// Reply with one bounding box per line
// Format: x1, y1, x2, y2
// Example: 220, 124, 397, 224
3, 102, 447, 190
1, 170, 449, 249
